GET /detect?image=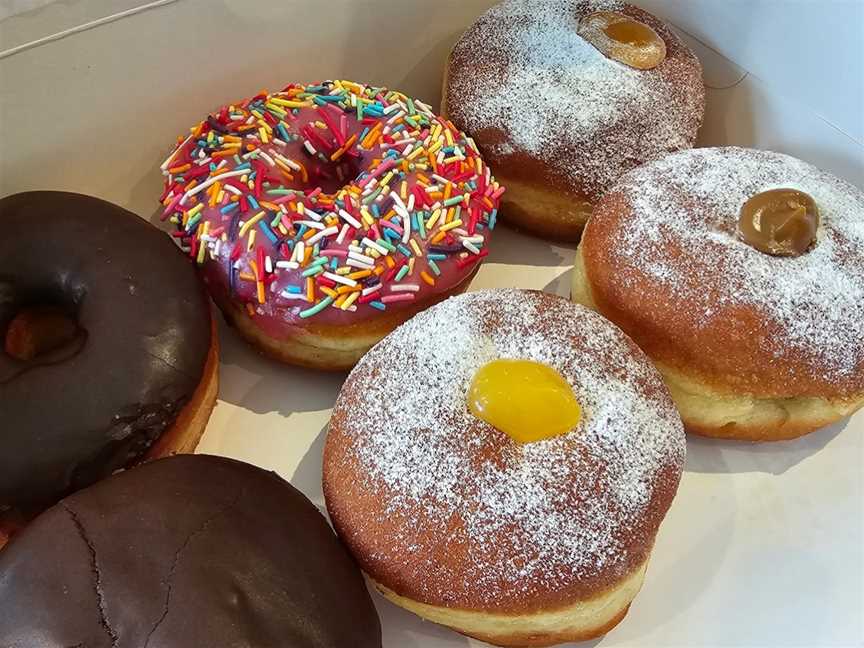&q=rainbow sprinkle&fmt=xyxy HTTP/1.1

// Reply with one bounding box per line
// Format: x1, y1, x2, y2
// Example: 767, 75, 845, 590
160, 80, 503, 320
